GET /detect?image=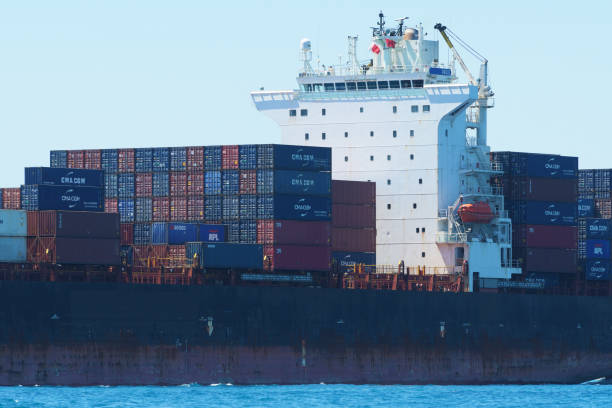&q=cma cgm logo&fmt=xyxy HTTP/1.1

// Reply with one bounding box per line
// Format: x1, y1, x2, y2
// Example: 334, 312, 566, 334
590, 262, 607, 273
291, 174, 314, 187
294, 198, 312, 215
291, 150, 314, 162
544, 205, 560, 217
61, 171, 86, 185
544, 158, 561, 170
61, 189, 81, 209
